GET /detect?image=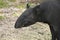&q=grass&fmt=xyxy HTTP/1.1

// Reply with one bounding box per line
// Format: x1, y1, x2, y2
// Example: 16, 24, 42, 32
0, 0, 8, 8
16, 3, 36, 9
16, 3, 26, 9
12, 12, 19, 17
0, 0, 37, 8
0, 0, 36, 8
0, 16, 5, 20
